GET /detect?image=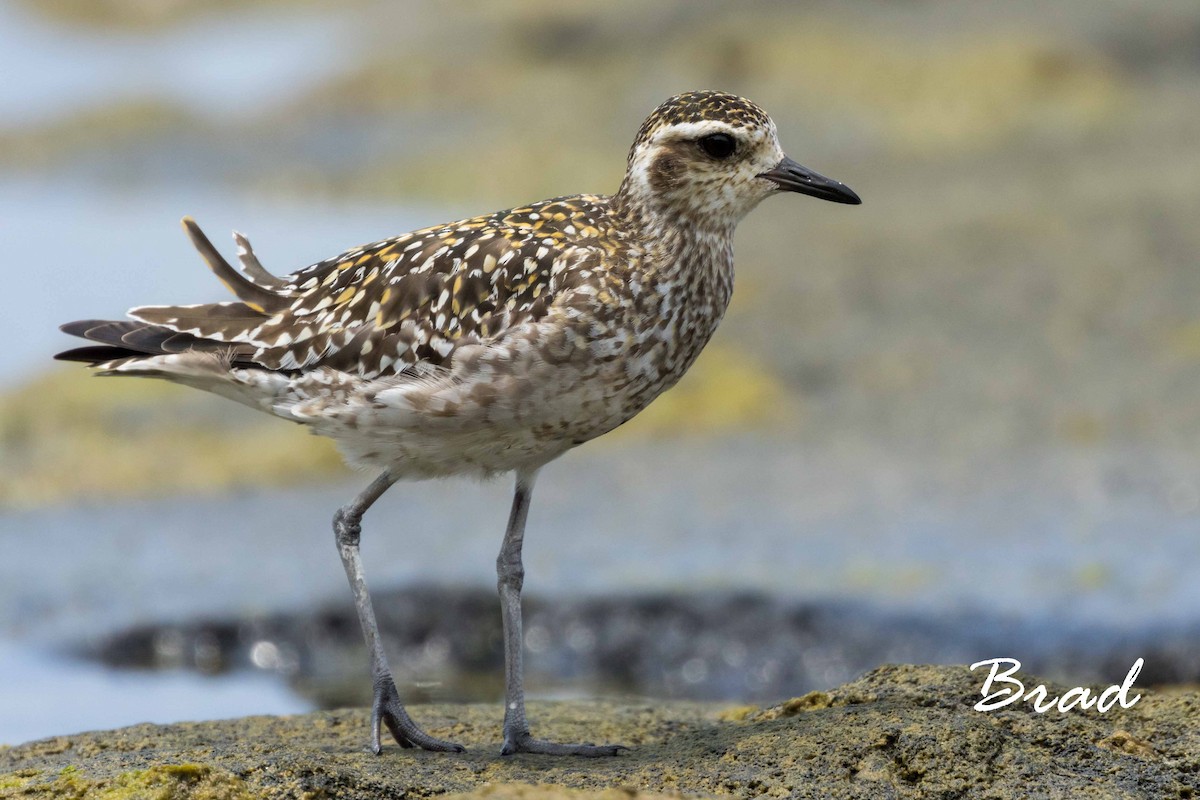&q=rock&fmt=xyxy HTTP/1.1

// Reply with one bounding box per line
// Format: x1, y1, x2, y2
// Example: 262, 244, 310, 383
1, 665, 1196, 799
